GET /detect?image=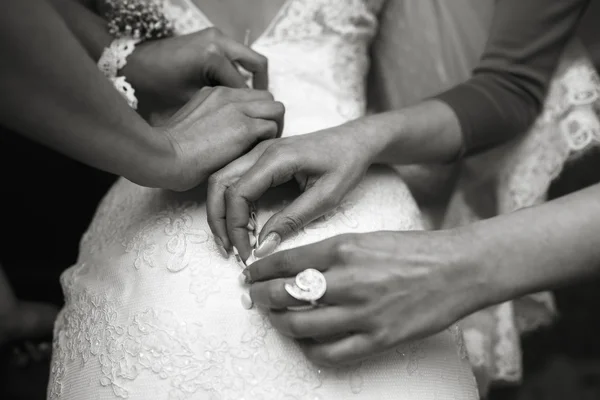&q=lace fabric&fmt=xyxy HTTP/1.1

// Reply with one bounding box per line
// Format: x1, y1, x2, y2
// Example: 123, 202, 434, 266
97, 37, 140, 109
49, 1, 480, 399
51, 173, 478, 400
